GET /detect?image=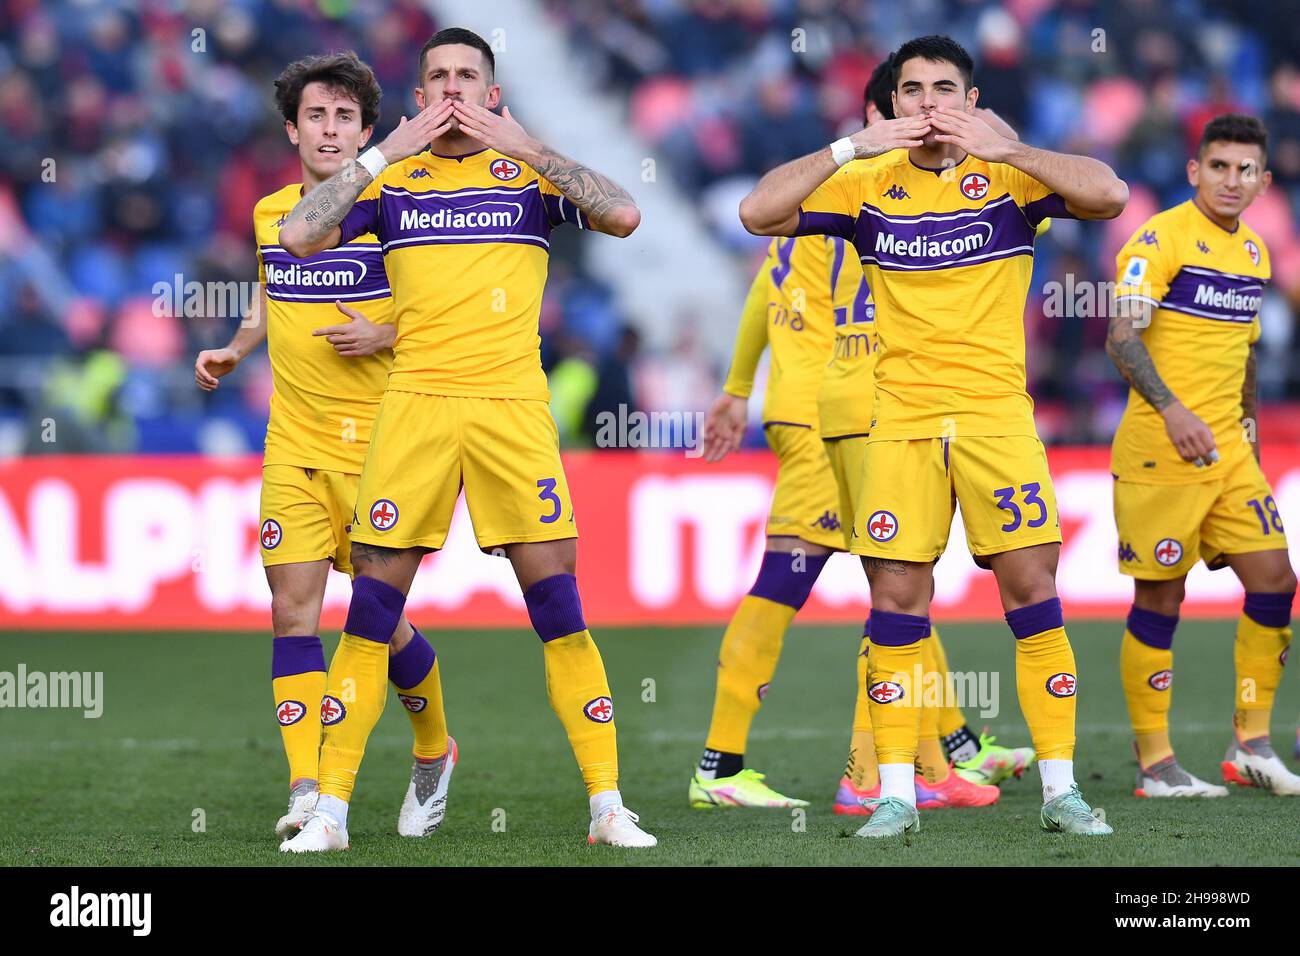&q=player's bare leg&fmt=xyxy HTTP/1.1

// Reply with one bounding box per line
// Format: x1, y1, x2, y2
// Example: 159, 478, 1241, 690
1220, 549, 1299, 794
692, 534, 830, 810
505, 538, 654, 847
851, 557, 928, 837
1120, 575, 1228, 797
988, 544, 1110, 833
